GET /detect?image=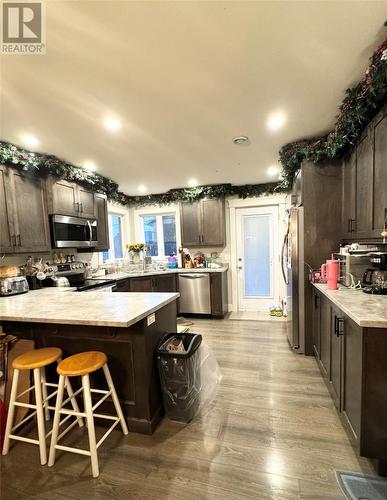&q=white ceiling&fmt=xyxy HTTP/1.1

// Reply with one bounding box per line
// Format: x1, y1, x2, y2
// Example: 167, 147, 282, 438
1, 1, 387, 195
